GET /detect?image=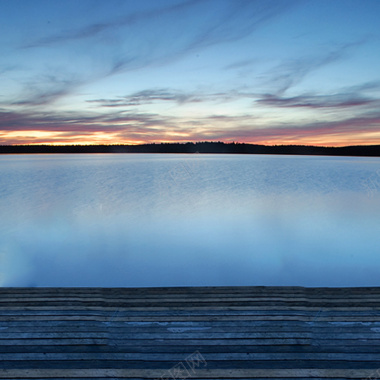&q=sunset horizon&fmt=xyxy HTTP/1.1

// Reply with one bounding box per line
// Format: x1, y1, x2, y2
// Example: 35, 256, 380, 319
2, 140, 380, 148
